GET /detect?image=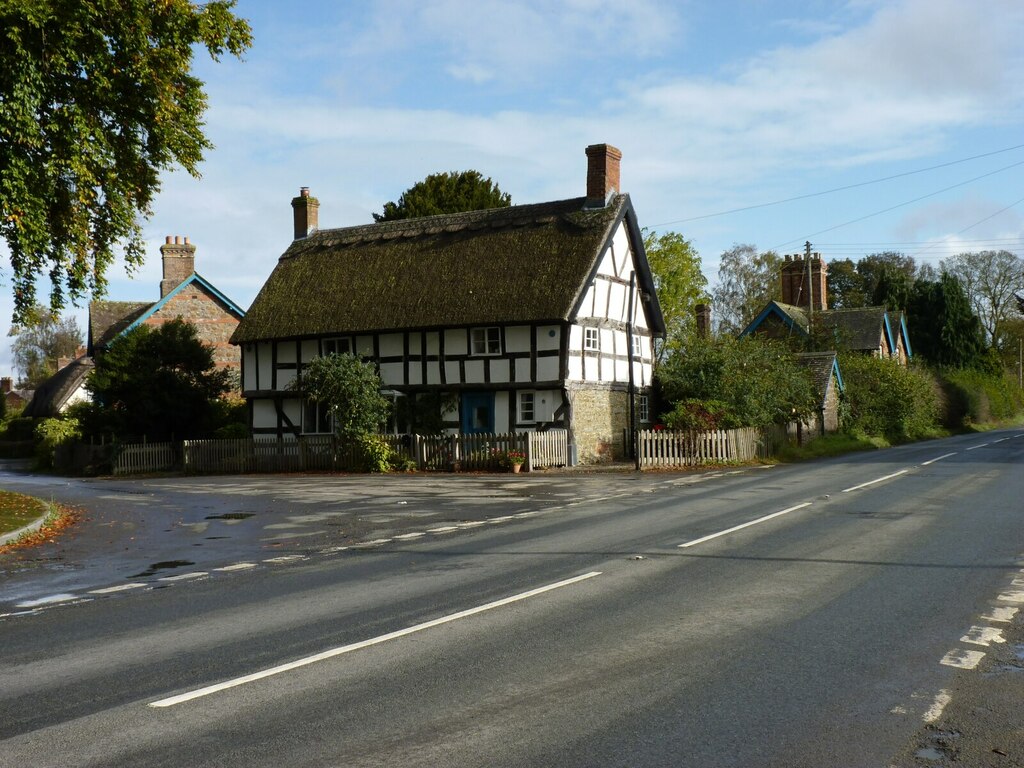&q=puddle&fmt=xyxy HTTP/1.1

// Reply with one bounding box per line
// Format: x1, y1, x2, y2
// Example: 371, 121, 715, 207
205, 513, 255, 520
915, 746, 945, 761
131, 559, 195, 578
1015, 644, 1024, 661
